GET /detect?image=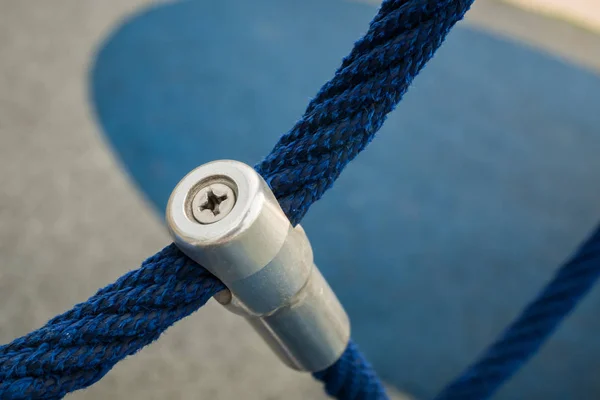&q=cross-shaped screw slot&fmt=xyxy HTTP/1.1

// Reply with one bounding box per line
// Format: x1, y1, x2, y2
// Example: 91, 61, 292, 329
191, 183, 236, 224
199, 189, 228, 216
